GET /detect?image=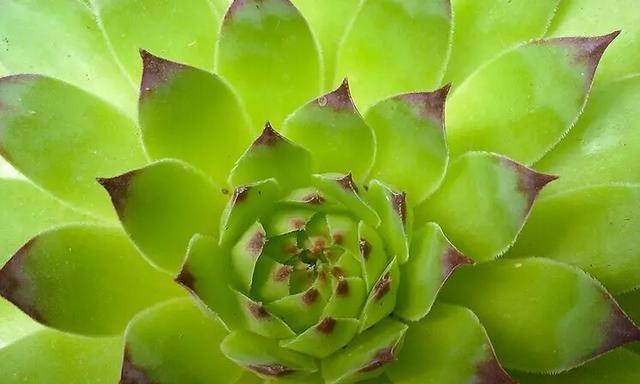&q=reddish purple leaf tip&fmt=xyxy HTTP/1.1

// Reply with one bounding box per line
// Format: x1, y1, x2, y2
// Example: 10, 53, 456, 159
97, 170, 137, 218
442, 247, 474, 278
358, 345, 397, 373
589, 297, 640, 361
398, 83, 451, 127
501, 158, 558, 210
314, 78, 357, 111
336, 172, 359, 193
139, 49, 186, 98
120, 348, 154, 384
252, 122, 285, 148
0, 239, 44, 323
175, 265, 195, 290
246, 363, 293, 377
316, 317, 337, 334
474, 349, 517, 384
391, 191, 408, 225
